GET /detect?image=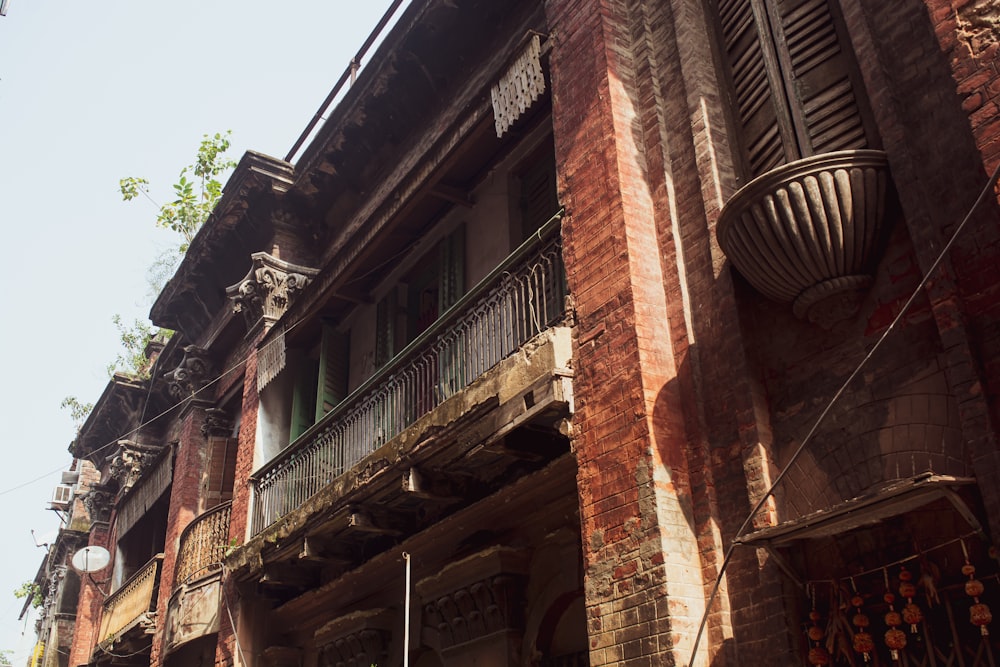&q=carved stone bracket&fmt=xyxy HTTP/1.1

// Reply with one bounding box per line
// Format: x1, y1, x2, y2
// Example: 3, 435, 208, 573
200, 408, 234, 438
226, 252, 318, 331
108, 440, 160, 491
417, 547, 529, 650
314, 609, 392, 667
82, 484, 116, 523
163, 345, 214, 402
